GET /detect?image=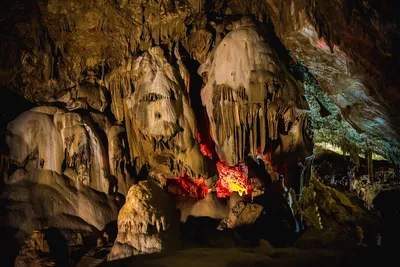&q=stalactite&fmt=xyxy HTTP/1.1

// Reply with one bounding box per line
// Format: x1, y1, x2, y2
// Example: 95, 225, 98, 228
367, 149, 374, 183
101, 60, 105, 81
259, 107, 266, 153
105, 66, 133, 123
249, 129, 254, 157
50, 56, 54, 80
252, 106, 258, 158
